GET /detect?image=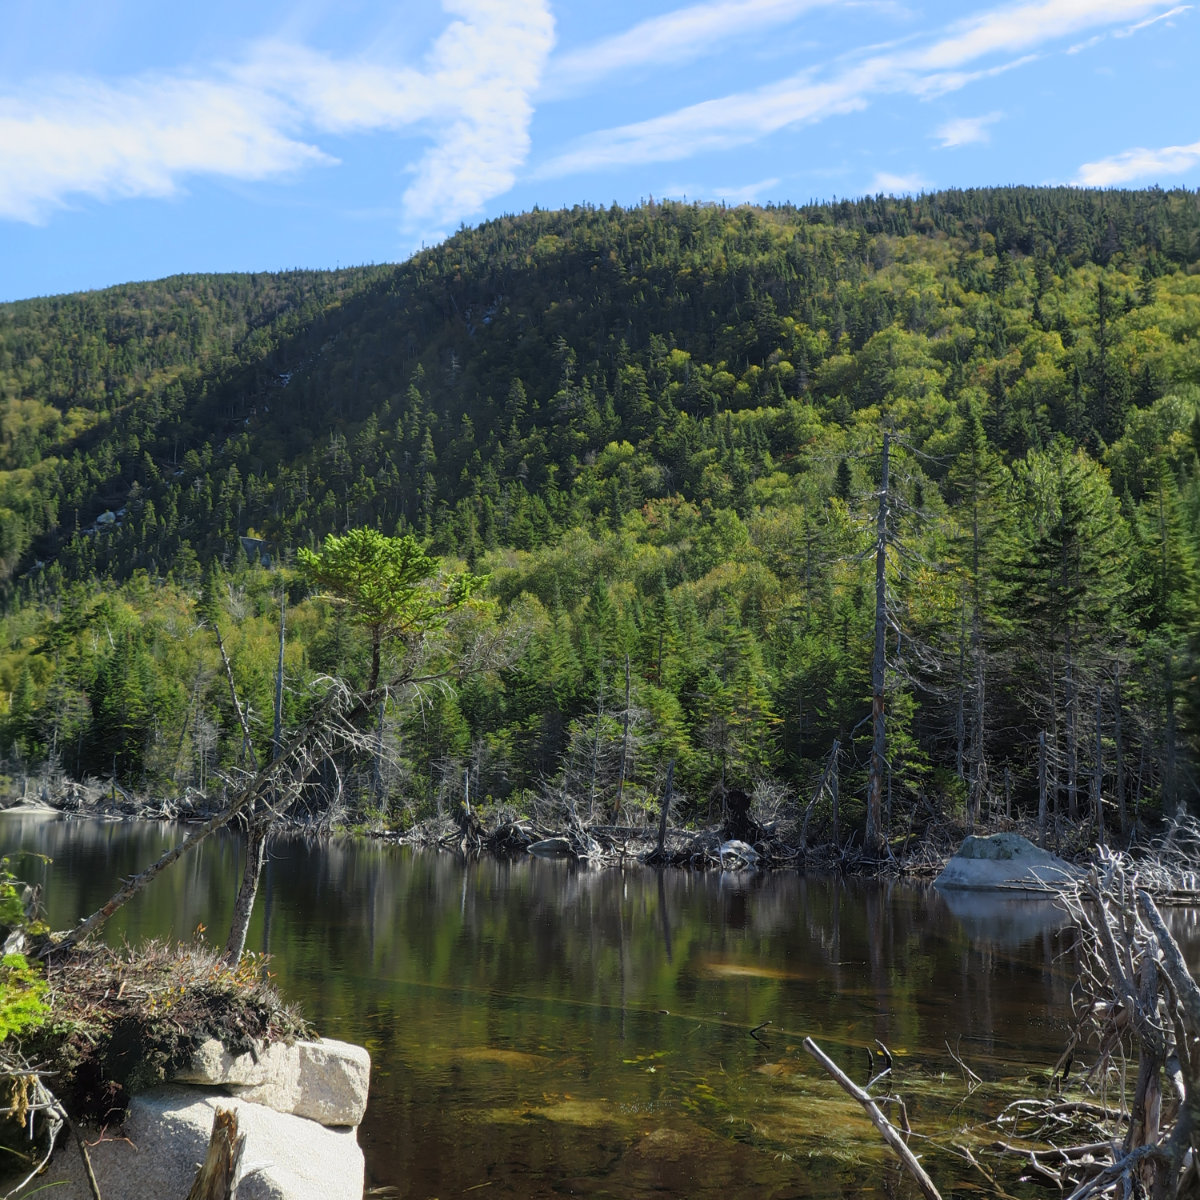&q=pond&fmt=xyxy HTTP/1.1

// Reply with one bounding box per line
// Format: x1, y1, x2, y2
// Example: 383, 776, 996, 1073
4, 812, 1197, 1199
